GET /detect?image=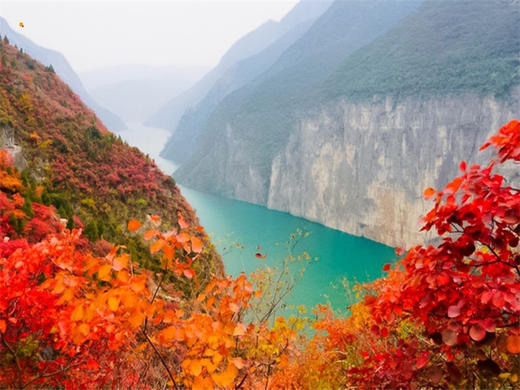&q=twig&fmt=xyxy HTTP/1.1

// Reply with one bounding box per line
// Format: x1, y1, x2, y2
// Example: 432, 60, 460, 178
1, 333, 22, 388
142, 327, 178, 390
